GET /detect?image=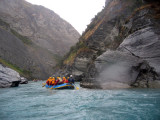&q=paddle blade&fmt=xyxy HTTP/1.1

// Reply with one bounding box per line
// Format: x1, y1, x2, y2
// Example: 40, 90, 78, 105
42, 83, 46, 87
76, 87, 79, 90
